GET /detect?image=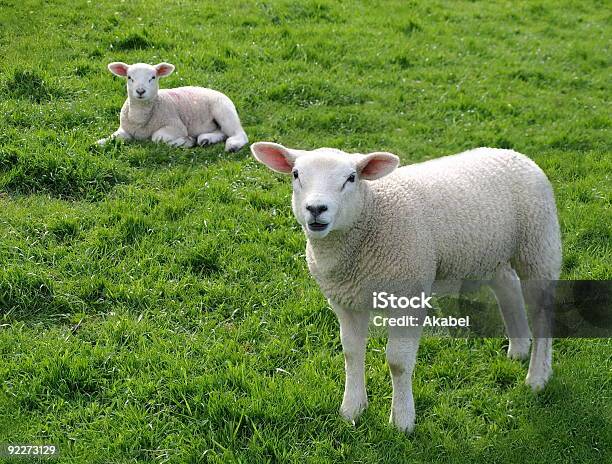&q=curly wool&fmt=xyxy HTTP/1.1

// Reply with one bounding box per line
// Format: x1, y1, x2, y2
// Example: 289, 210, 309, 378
119, 87, 240, 141
100, 62, 248, 151
251, 142, 562, 431
306, 148, 562, 309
